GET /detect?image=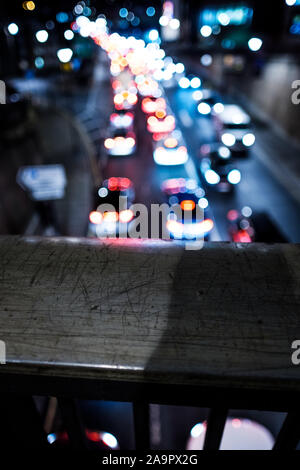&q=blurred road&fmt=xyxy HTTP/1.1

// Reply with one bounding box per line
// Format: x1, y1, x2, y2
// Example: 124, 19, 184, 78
76, 57, 300, 243
166, 87, 300, 242
11, 54, 300, 243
